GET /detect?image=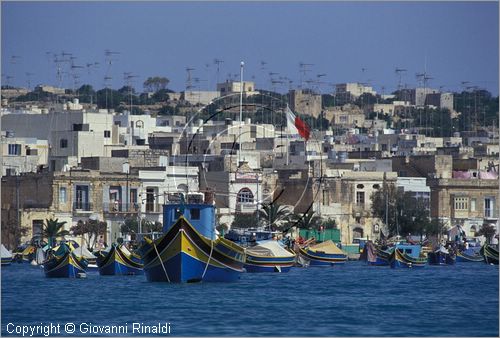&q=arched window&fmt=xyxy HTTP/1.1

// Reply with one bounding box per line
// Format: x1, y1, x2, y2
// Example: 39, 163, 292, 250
237, 188, 254, 203
136, 120, 144, 128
